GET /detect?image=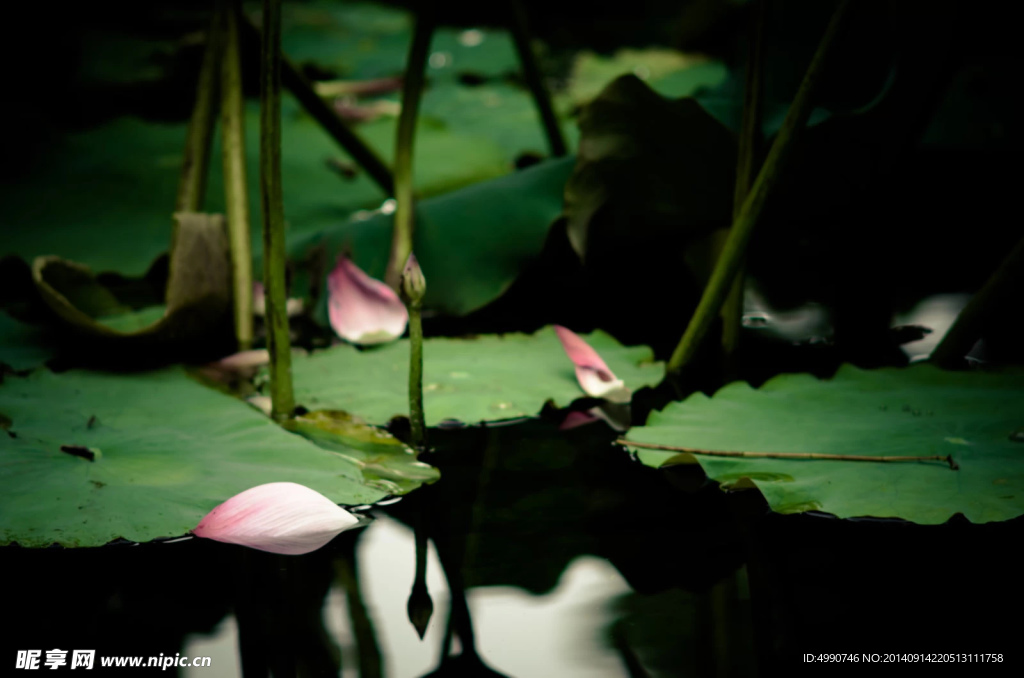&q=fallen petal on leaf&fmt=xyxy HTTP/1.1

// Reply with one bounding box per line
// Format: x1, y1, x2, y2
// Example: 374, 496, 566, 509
212, 349, 271, 371
554, 325, 631, 403
193, 482, 361, 555
328, 256, 409, 345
